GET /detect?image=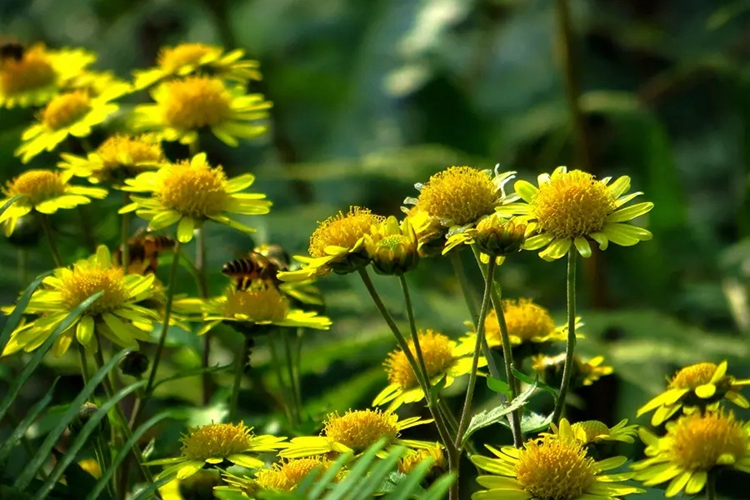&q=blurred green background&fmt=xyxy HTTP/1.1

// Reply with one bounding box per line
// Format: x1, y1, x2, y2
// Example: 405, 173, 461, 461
2, 0, 750, 498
